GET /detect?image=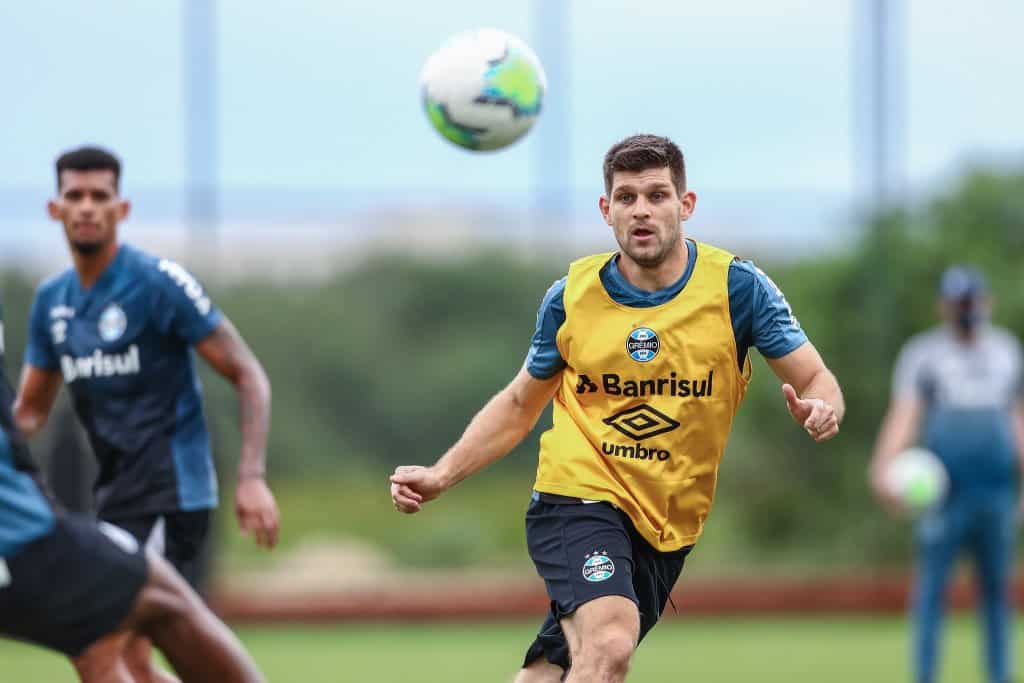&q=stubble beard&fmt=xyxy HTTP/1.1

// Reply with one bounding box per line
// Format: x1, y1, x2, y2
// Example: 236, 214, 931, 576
623, 228, 680, 269
69, 239, 105, 256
